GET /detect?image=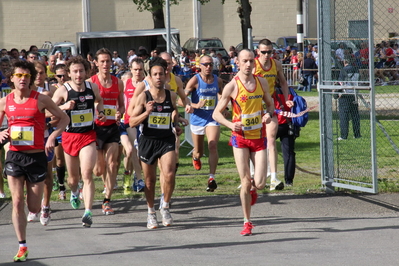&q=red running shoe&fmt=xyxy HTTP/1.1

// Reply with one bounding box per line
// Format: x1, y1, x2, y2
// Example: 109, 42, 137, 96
192, 157, 202, 170
250, 189, 258, 206
240, 222, 254, 236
